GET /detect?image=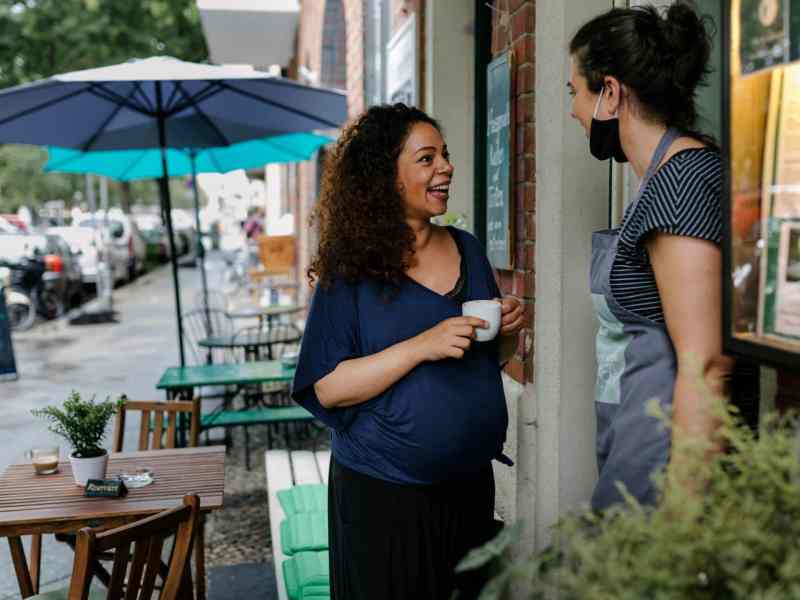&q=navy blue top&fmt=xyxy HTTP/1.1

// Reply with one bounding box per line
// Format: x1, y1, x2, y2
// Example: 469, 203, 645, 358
291, 227, 508, 485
